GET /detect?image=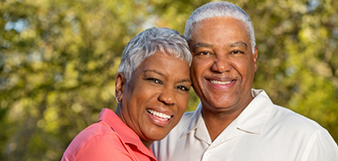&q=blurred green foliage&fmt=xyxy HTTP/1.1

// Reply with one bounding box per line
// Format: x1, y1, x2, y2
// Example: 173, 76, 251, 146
0, 0, 337, 160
